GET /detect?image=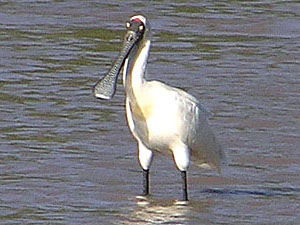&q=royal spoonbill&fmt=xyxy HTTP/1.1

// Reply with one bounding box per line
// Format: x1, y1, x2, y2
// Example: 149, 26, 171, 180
93, 15, 225, 201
